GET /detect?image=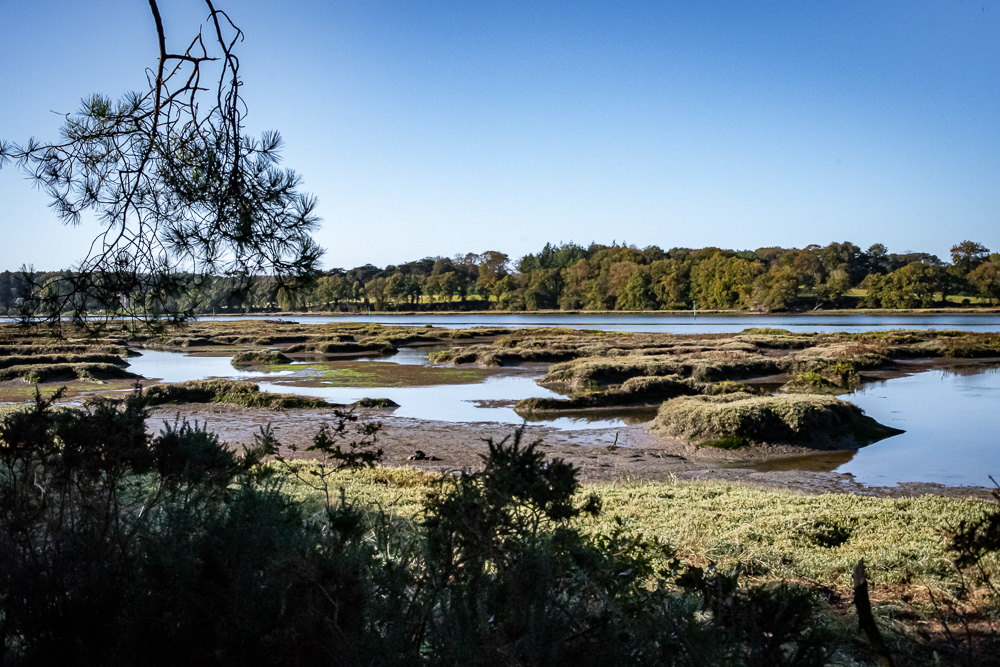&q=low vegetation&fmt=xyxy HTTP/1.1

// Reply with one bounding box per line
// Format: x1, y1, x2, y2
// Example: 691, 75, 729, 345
0, 361, 137, 383
143, 378, 332, 409
781, 371, 845, 394
230, 348, 292, 368
515, 374, 699, 415
0, 391, 997, 664
652, 393, 902, 448
437, 329, 1000, 424
351, 397, 399, 408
